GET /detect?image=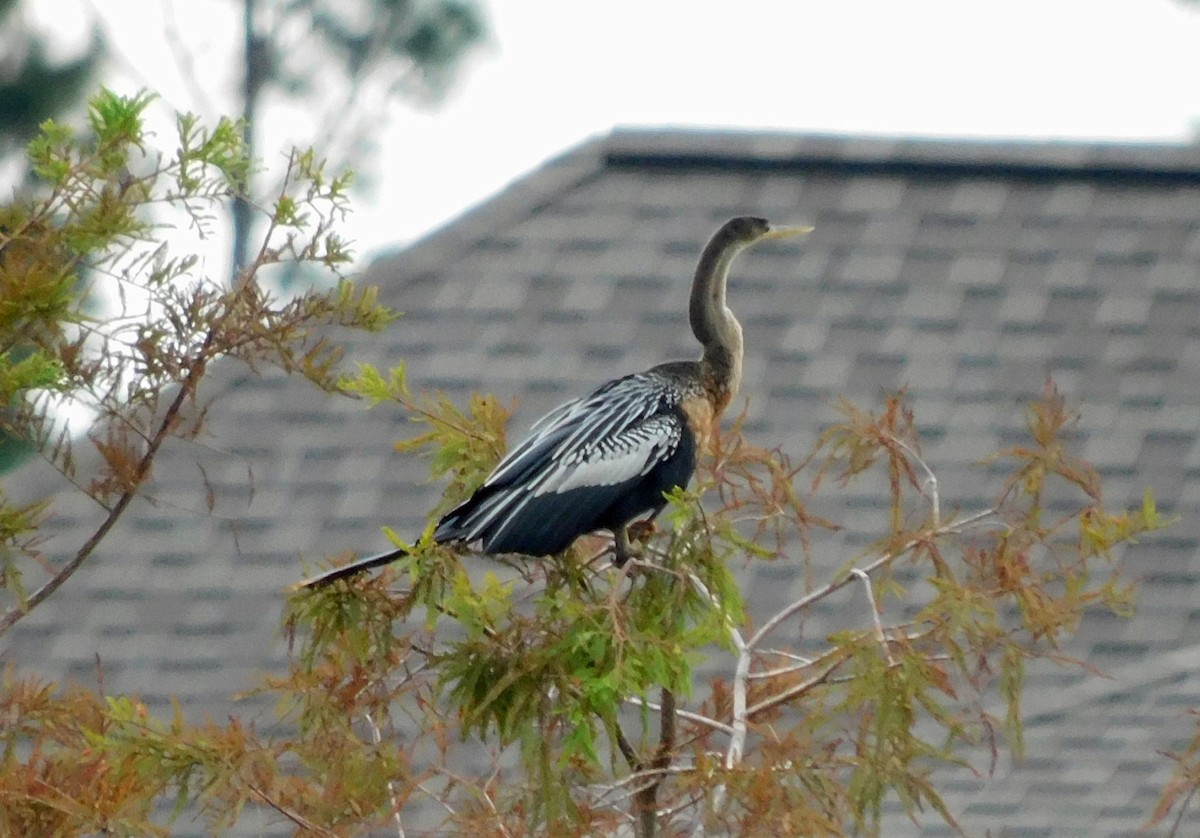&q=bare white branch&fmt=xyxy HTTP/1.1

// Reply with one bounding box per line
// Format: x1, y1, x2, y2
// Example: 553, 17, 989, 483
748, 508, 996, 651
363, 711, 405, 838
415, 781, 459, 818
893, 436, 939, 527
851, 568, 895, 667
759, 648, 815, 664
625, 695, 736, 737
590, 764, 701, 805
471, 782, 513, 838
658, 791, 708, 823
683, 573, 749, 764
682, 570, 750, 831
746, 661, 846, 718
748, 658, 818, 681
